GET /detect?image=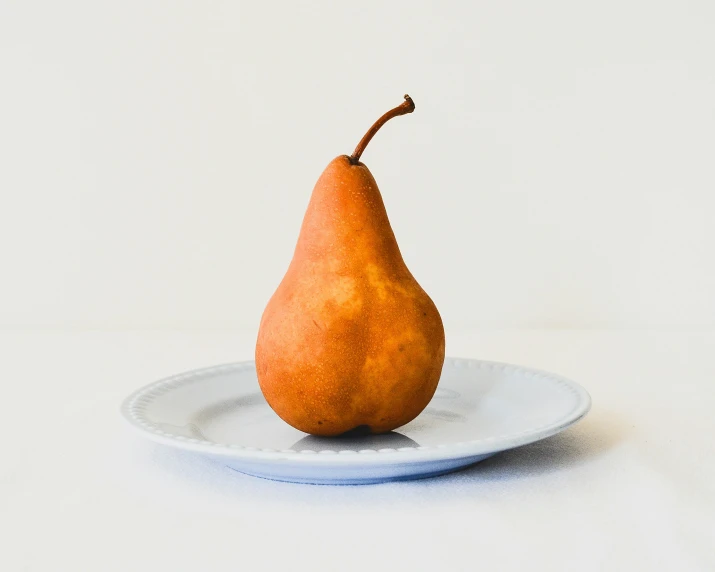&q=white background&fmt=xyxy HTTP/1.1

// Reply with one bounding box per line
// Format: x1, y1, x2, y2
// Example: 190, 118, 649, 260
2, 0, 714, 330
2, 2, 715, 572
